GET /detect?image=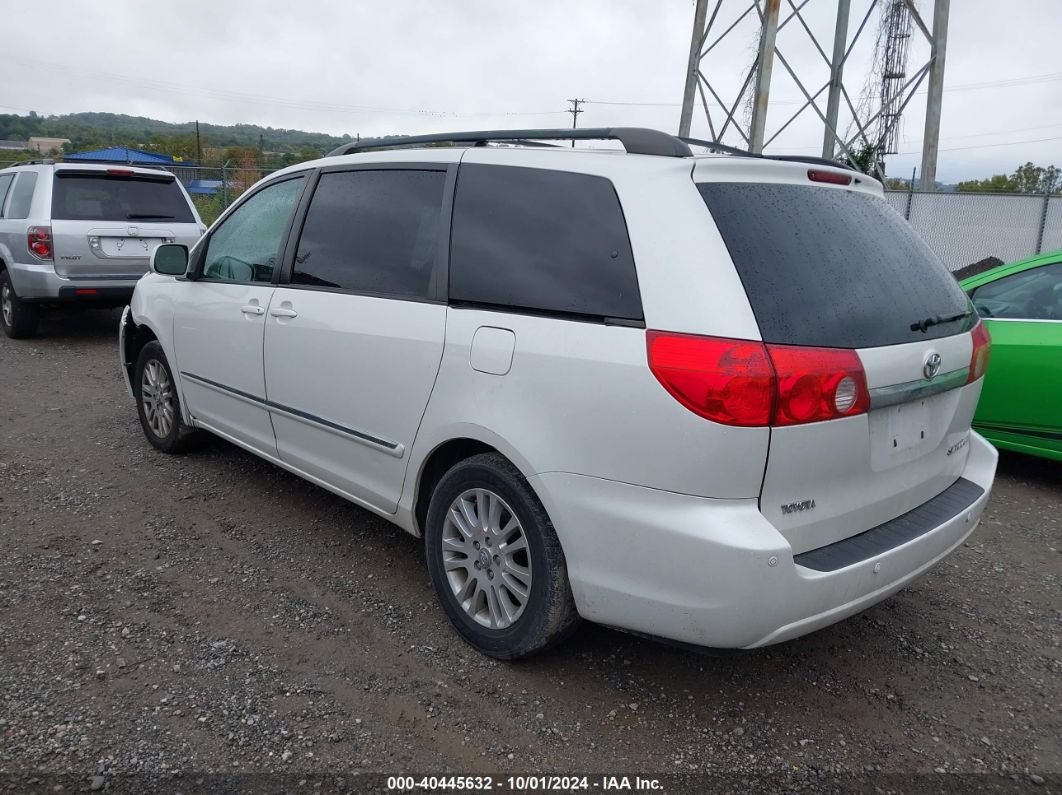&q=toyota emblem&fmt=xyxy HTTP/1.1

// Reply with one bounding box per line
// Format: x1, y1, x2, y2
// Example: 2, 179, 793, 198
923, 351, 942, 380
